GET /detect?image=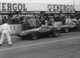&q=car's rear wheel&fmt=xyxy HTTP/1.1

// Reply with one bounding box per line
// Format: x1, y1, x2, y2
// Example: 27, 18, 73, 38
30, 32, 38, 40
52, 29, 59, 37
63, 27, 69, 33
